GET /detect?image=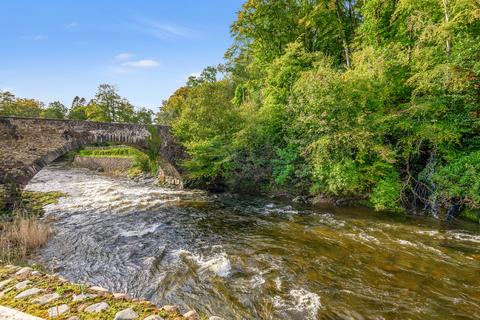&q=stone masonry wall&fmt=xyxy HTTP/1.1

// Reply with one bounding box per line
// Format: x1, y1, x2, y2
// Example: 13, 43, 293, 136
72, 156, 134, 174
